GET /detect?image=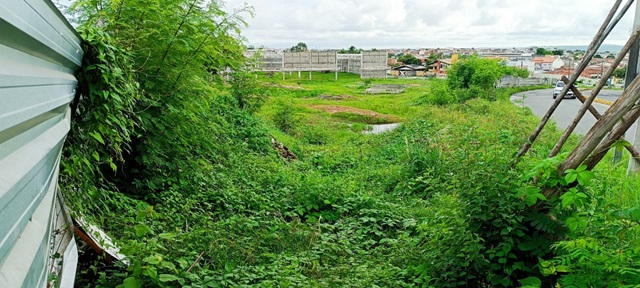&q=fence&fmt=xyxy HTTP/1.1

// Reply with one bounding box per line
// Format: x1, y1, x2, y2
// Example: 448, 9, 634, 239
0, 0, 82, 287
249, 50, 388, 79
